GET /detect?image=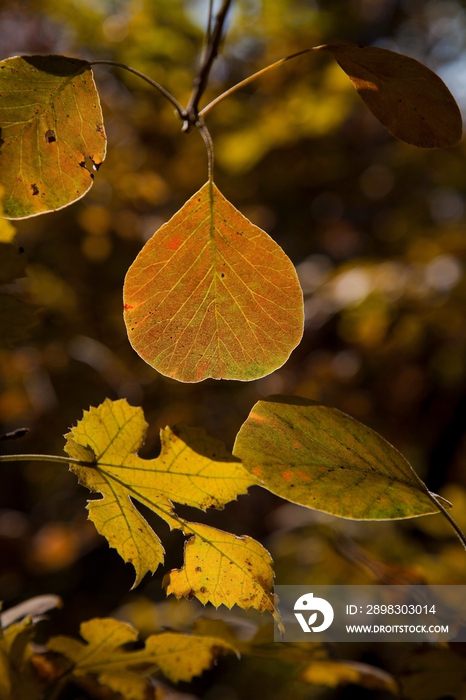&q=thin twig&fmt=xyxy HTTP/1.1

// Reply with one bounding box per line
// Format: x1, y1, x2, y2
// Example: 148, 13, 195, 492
89, 60, 186, 120
200, 48, 312, 117
427, 491, 466, 550
0, 428, 29, 441
184, 0, 234, 127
